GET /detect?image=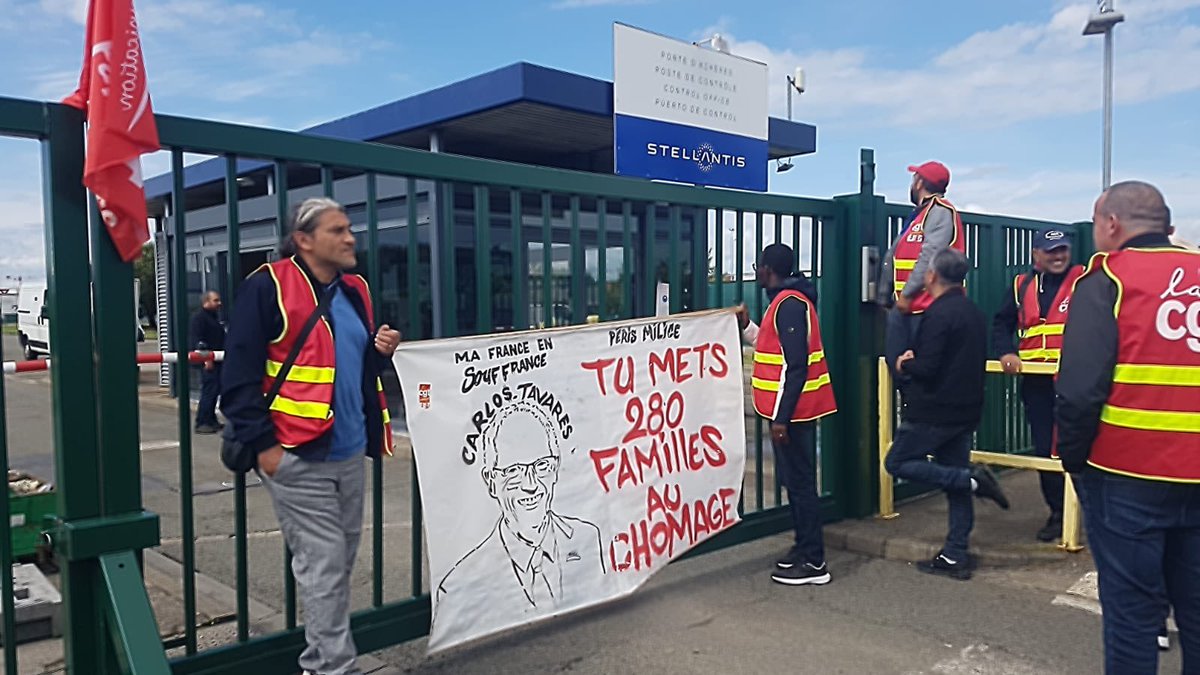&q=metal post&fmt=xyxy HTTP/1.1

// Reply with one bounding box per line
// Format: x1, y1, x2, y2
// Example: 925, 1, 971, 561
429, 131, 444, 337
1084, 1, 1123, 189
1102, 27, 1114, 189
877, 357, 897, 519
